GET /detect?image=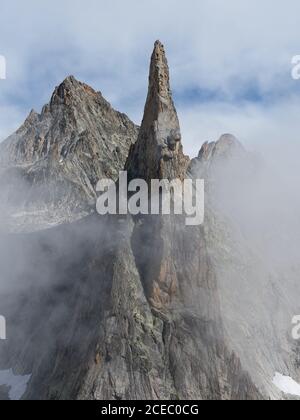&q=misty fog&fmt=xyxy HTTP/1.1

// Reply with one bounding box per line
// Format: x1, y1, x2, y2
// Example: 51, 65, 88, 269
190, 135, 300, 396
